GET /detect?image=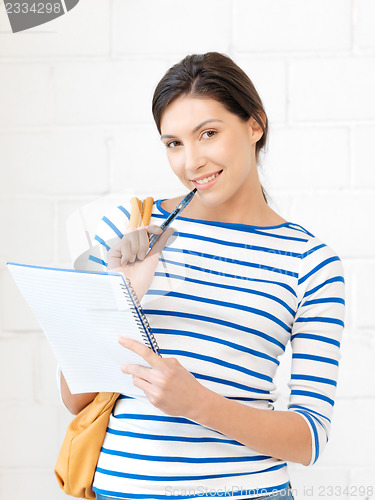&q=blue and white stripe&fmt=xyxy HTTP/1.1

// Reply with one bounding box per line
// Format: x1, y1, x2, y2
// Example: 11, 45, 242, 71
87, 198, 345, 499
